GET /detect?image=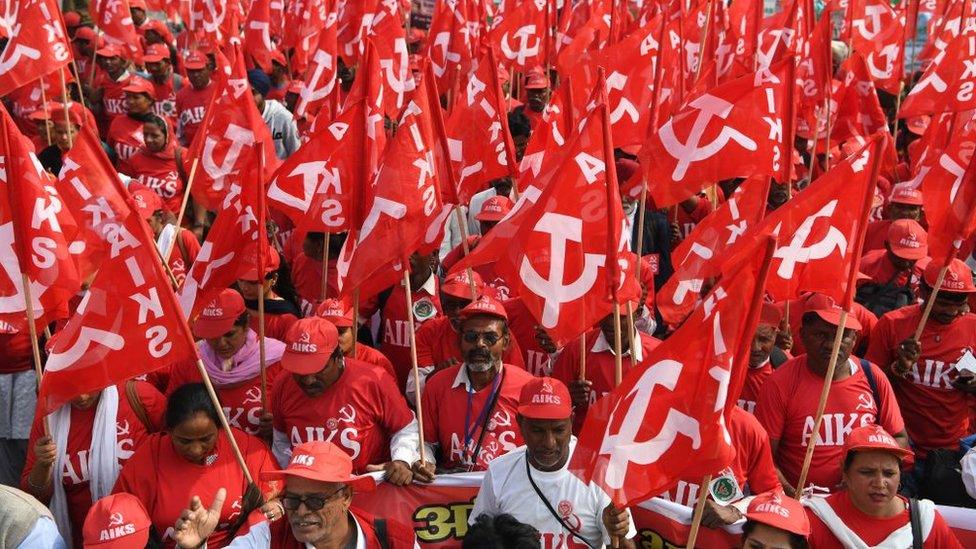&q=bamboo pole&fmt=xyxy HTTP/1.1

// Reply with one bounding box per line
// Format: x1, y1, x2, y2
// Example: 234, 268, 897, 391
686, 474, 714, 548
402, 272, 428, 465
22, 274, 50, 437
